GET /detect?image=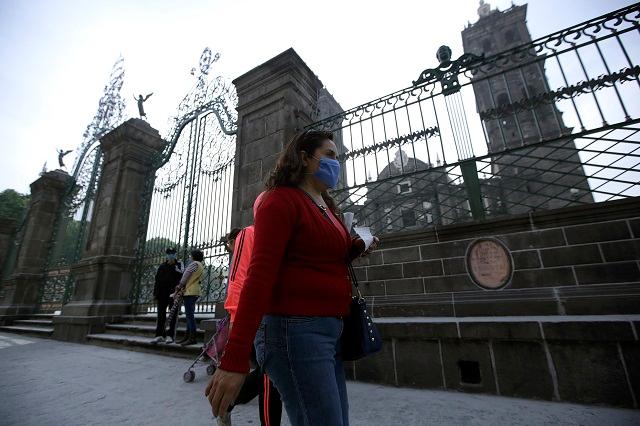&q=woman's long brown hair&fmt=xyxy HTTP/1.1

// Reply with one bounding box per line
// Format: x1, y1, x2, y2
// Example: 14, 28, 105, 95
265, 130, 339, 213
